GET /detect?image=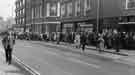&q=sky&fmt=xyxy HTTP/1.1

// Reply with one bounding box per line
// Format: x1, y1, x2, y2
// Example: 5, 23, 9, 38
0, 0, 16, 20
